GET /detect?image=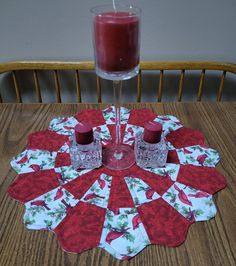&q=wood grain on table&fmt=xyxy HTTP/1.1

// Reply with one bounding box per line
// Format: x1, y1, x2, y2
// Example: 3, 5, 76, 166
0, 103, 235, 266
